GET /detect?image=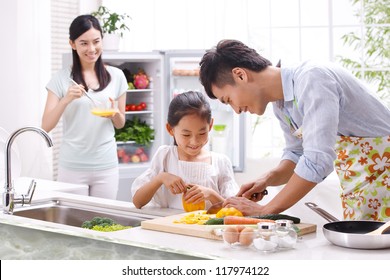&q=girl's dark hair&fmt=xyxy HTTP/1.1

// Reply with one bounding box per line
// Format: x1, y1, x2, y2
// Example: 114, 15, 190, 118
199, 39, 272, 99
167, 91, 212, 145
69, 14, 111, 91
